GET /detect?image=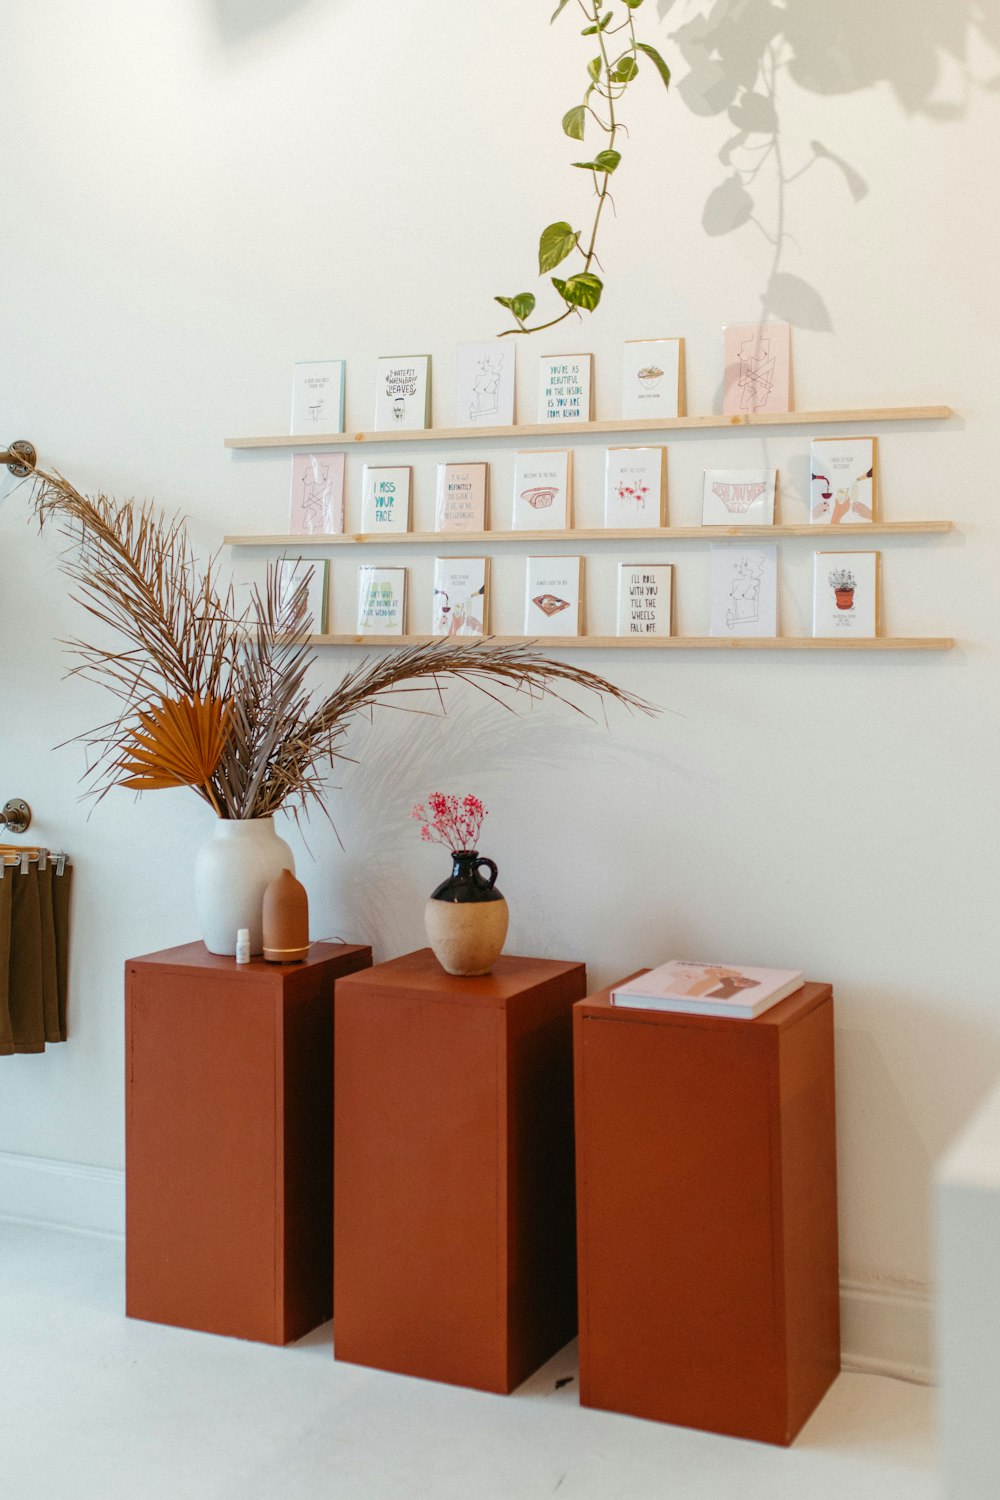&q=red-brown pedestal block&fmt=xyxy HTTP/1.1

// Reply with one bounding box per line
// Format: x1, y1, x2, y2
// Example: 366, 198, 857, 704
333, 948, 587, 1393
574, 978, 840, 1445
126, 940, 371, 1345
